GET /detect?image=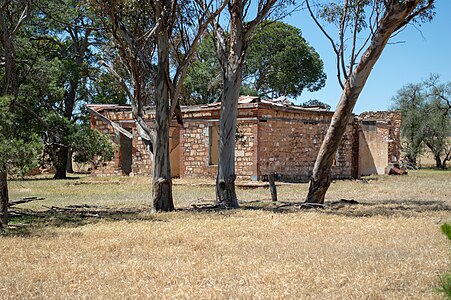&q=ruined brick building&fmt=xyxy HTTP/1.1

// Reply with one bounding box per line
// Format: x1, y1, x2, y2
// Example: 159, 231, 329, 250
87, 96, 401, 181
